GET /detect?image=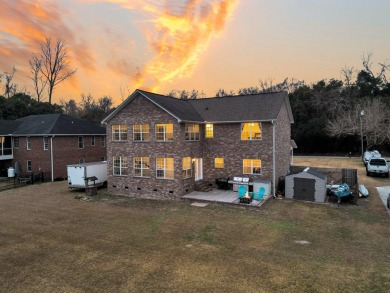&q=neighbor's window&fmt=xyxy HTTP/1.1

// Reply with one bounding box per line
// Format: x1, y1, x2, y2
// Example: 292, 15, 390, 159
91, 136, 95, 146
27, 160, 32, 172
133, 124, 150, 142
101, 156, 106, 161
215, 158, 224, 168
43, 137, 49, 150
78, 136, 84, 149
185, 124, 200, 141
241, 123, 262, 140
113, 156, 128, 176
205, 124, 214, 138
79, 158, 85, 164
100, 136, 106, 147
182, 157, 192, 179
26, 137, 31, 150
112, 124, 128, 141
13, 137, 19, 148
156, 157, 174, 179
156, 124, 173, 141
243, 159, 261, 174
134, 157, 151, 177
